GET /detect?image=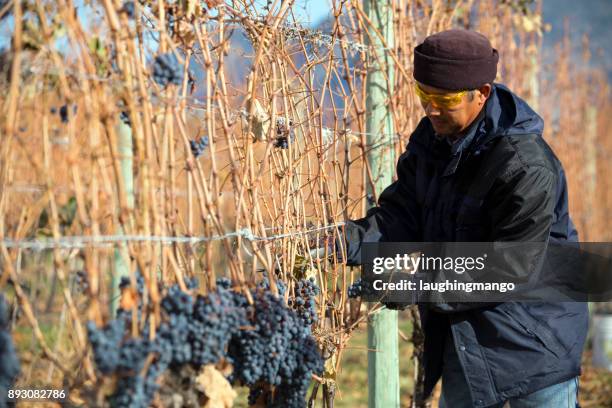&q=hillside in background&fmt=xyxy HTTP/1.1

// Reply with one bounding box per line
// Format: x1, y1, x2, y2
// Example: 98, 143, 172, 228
207, 1, 612, 131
